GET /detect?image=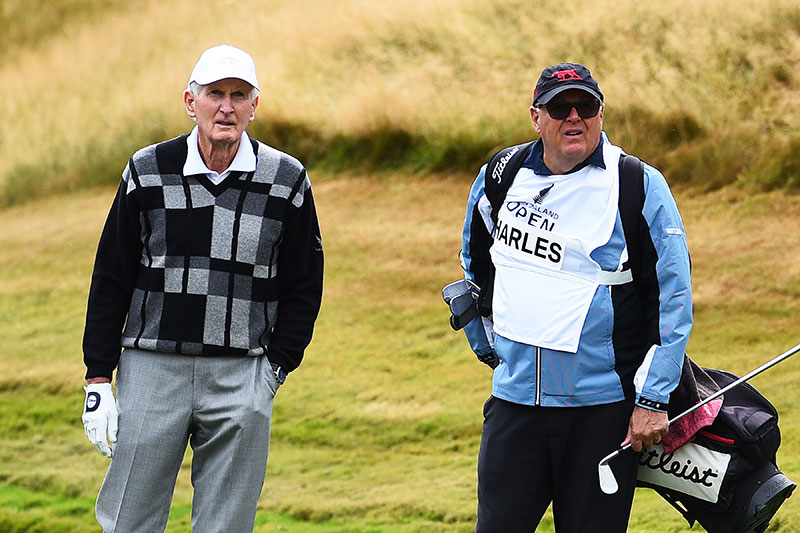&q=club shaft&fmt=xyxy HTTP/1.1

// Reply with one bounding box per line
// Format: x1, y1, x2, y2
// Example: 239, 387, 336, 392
599, 342, 800, 466
669, 342, 800, 424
